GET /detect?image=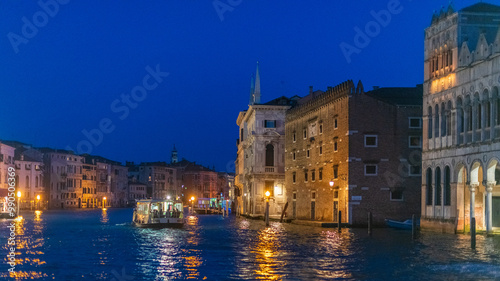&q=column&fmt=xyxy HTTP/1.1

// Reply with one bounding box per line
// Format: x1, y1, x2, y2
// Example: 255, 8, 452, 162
486, 181, 496, 233
469, 183, 478, 227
